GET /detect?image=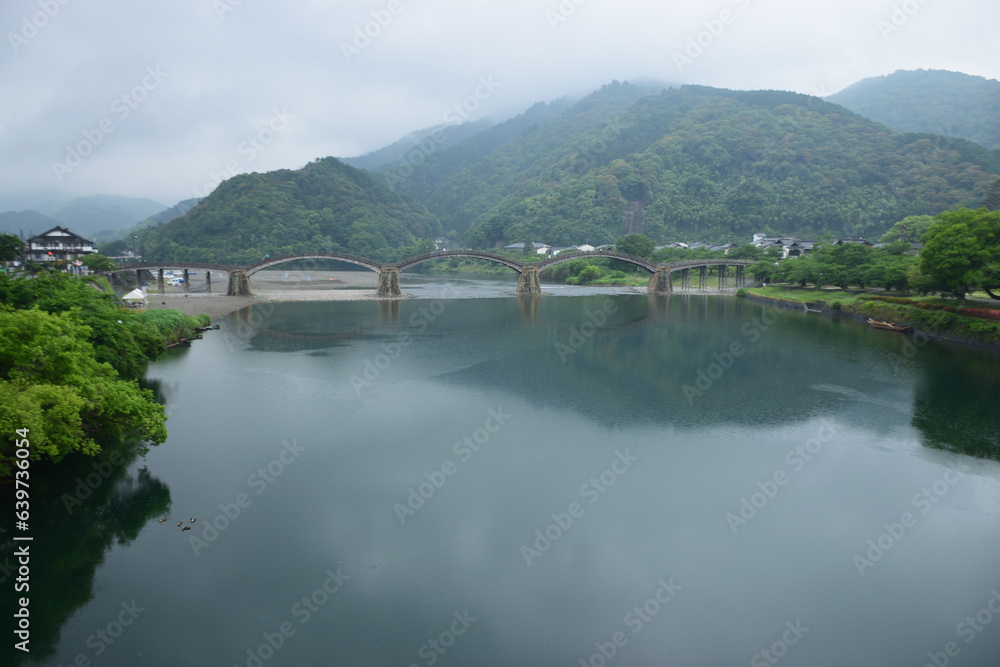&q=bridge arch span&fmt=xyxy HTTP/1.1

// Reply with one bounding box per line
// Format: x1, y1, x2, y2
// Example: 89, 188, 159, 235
536, 250, 656, 274
394, 250, 524, 273
245, 253, 382, 275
